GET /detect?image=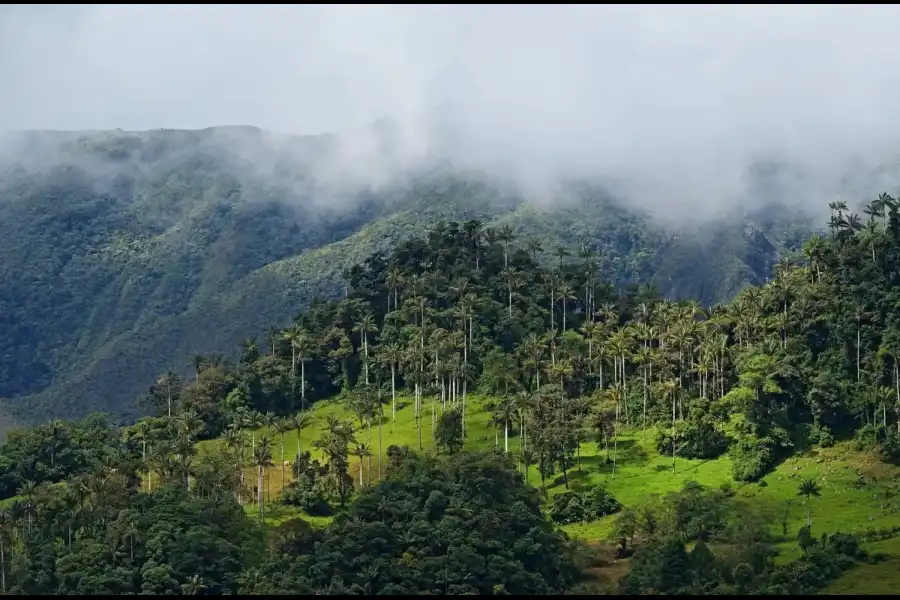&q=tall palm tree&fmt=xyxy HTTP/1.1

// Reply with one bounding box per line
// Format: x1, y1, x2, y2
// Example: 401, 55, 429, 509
491, 397, 517, 453
500, 267, 524, 318
386, 266, 404, 312
156, 370, 181, 418
282, 325, 310, 410
275, 418, 292, 494
253, 436, 274, 520
134, 420, 154, 491
527, 237, 544, 263
497, 224, 516, 268
354, 312, 378, 386
556, 283, 577, 331
354, 443, 372, 487
291, 413, 314, 465
379, 342, 403, 430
